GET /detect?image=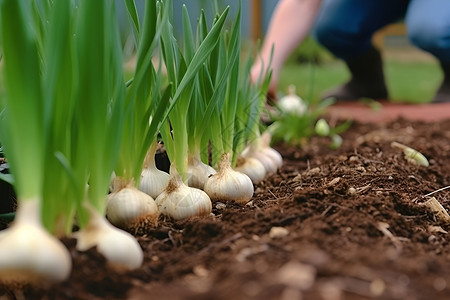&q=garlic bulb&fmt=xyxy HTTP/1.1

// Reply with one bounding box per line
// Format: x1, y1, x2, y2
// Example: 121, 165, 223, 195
139, 142, 170, 199
140, 167, 169, 199
241, 144, 278, 174
260, 146, 283, 169
260, 131, 283, 169
187, 152, 216, 189
0, 198, 72, 285
107, 177, 159, 232
235, 156, 266, 184
74, 202, 143, 270
278, 84, 306, 115
204, 153, 254, 204
155, 166, 212, 220
247, 148, 278, 174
